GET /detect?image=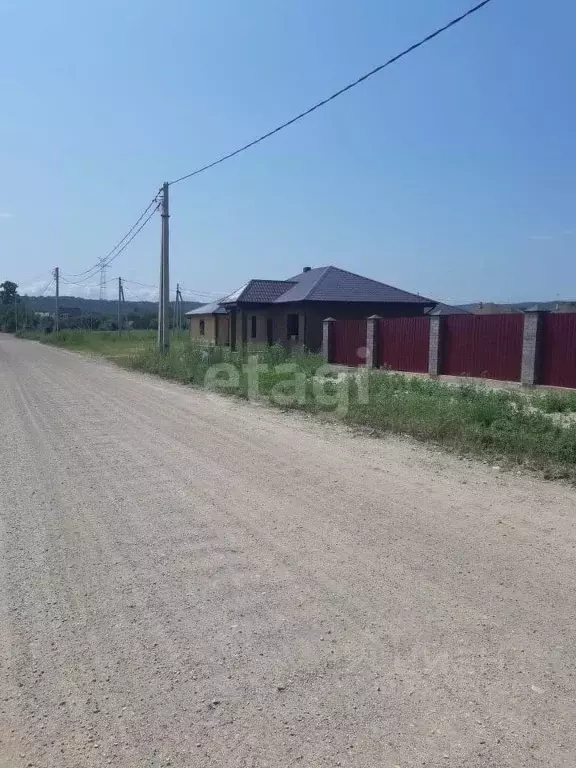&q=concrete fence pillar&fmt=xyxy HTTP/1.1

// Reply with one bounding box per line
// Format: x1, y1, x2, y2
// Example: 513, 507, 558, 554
521, 310, 545, 386
428, 315, 443, 377
365, 315, 381, 368
322, 317, 336, 363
